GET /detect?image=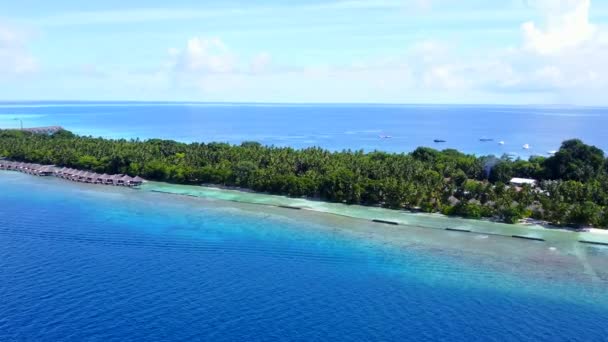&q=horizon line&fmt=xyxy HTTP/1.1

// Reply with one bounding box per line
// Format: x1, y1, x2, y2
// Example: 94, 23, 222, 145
0, 100, 602, 108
